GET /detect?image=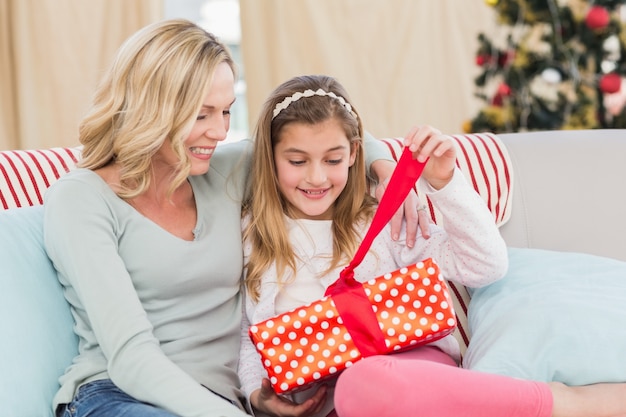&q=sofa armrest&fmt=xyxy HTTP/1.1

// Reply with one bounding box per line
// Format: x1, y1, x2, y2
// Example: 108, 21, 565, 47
0, 147, 81, 210
498, 129, 626, 262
